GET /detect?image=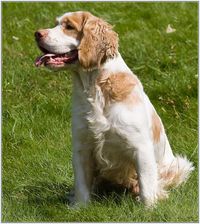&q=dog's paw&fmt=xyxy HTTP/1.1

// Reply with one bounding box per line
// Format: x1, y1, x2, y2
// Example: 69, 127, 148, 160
67, 190, 90, 209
